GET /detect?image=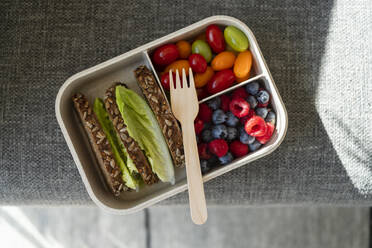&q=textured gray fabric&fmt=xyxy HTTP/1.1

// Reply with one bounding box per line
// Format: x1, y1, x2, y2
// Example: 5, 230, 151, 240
0, 0, 371, 205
